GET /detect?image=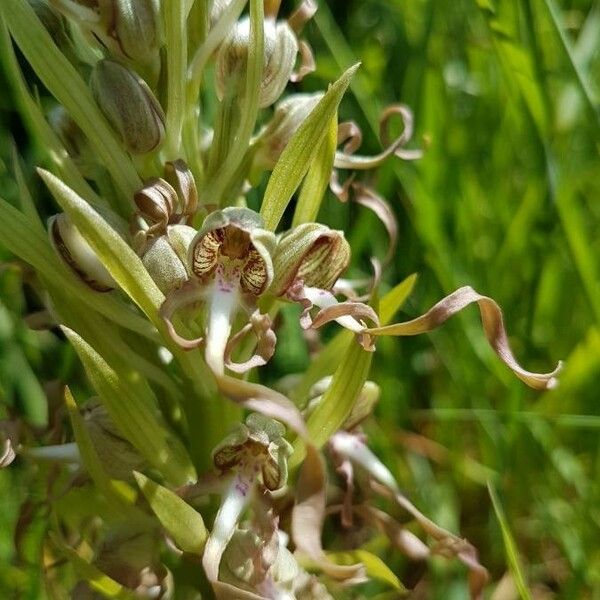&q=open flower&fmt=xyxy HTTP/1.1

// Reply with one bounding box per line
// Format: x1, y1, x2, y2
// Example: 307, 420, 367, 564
203, 414, 292, 595
160, 207, 277, 374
